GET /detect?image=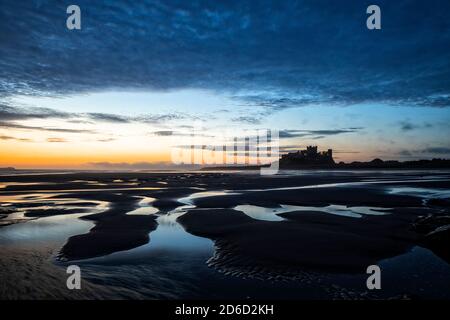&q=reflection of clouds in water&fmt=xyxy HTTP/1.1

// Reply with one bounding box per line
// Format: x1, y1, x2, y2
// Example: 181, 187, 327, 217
242, 178, 450, 192
234, 205, 285, 221
0, 192, 109, 232
138, 196, 155, 206
166, 184, 396, 223
388, 187, 450, 199
157, 211, 186, 226
0, 182, 56, 189
178, 190, 241, 206
126, 196, 158, 216
312, 204, 391, 218
1, 193, 60, 202
180, 186, 393, 222
71, 180, 108, 186
0, 212, 93, 244
81, 210, 213, 266
1, 193, 108, 211
234, 204, 391, 221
